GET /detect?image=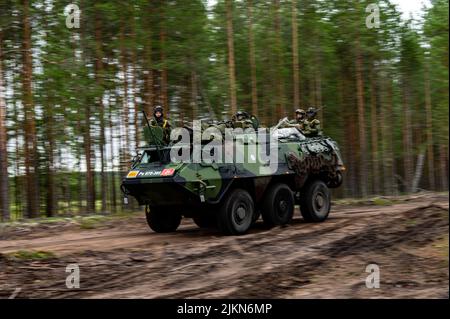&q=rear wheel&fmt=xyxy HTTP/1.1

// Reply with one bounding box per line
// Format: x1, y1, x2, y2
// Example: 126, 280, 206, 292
300, 180, 331, 222
218, 189, 254, 235
145, 206, 181, 233
261, 183, 295, 227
